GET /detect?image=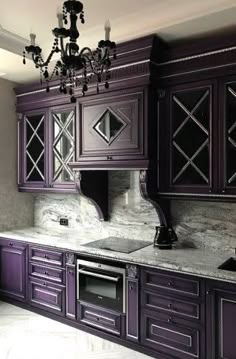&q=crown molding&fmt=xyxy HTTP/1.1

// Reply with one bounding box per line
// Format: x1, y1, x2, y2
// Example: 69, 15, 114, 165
0, 25, 31, 58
